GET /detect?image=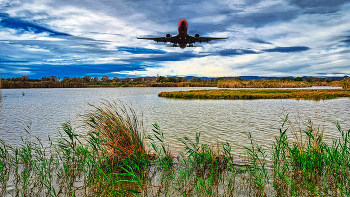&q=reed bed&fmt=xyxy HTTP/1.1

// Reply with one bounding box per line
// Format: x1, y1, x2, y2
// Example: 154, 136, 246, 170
217, 78, 348, 88
1, 101, 350, 196
158, 89, 350, 100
